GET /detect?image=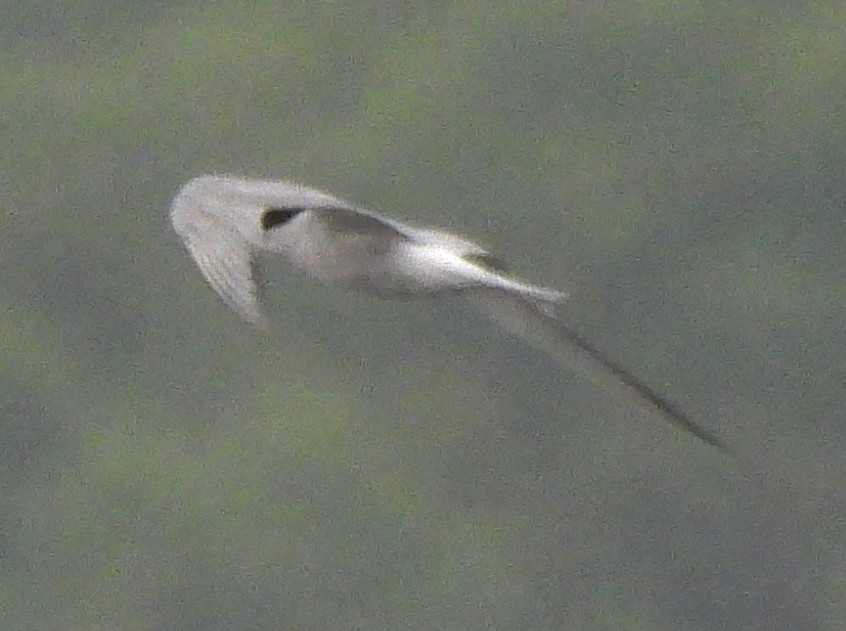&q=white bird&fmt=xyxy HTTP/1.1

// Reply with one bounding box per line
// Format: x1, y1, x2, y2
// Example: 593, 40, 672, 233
171, 174, 728, 451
